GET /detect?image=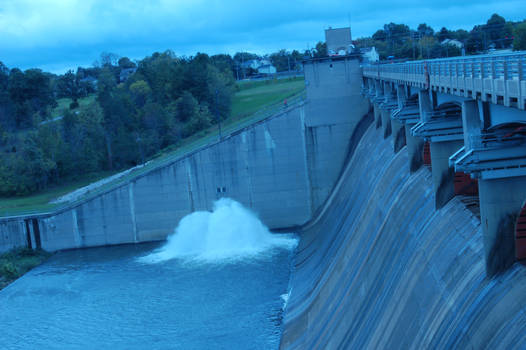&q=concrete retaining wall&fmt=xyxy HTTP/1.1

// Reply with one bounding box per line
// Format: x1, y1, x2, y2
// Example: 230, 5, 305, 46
0, 219, 27, 253
0, 57, 369, 252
